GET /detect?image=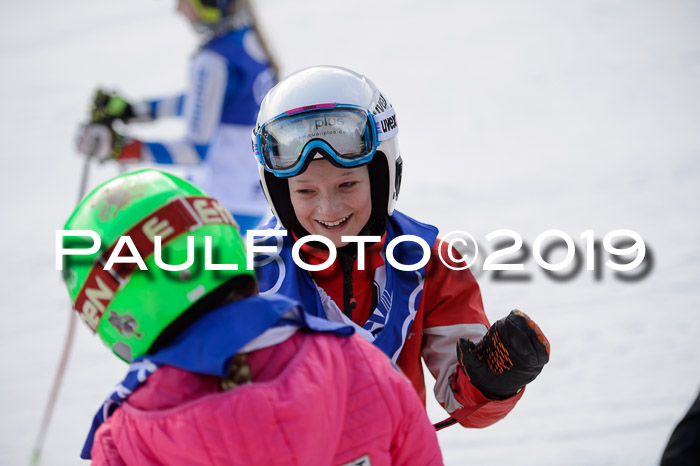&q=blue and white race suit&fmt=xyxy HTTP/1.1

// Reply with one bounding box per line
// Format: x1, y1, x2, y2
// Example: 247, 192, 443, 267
137, 26, 275, 229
